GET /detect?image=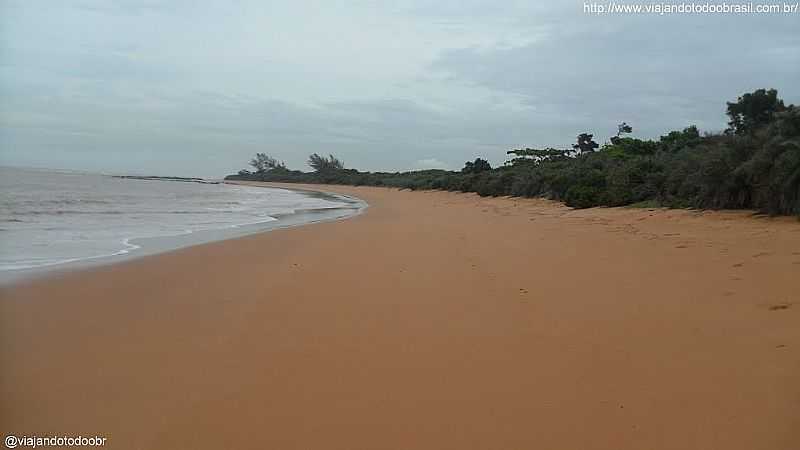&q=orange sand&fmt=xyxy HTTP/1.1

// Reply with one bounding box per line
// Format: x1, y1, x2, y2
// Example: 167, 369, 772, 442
2, 183, 799, 449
